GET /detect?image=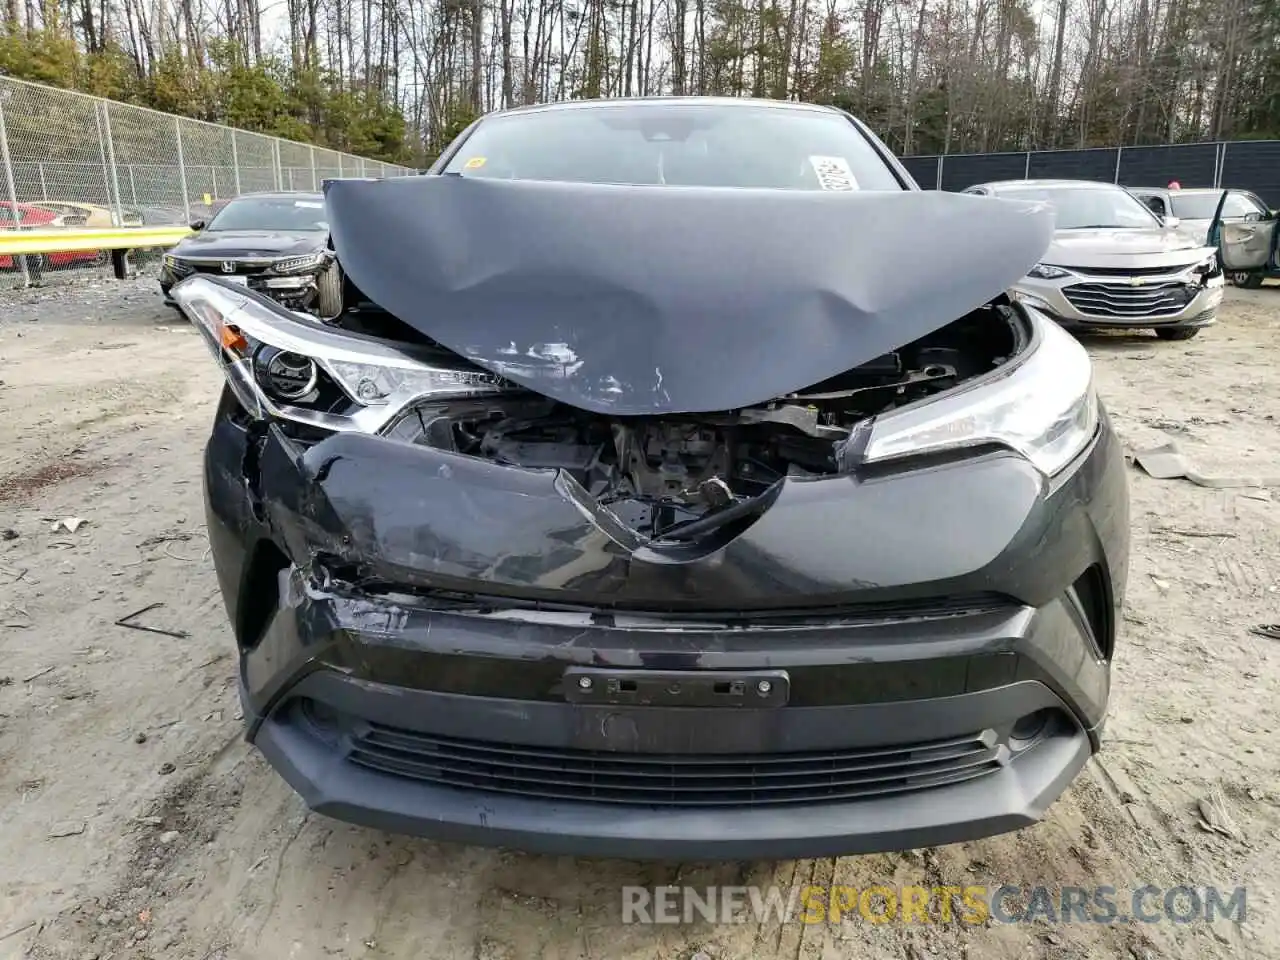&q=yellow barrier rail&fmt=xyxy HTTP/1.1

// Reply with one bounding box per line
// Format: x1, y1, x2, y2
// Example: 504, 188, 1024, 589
0, 225, 192, 256
0, 225, 192, 283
